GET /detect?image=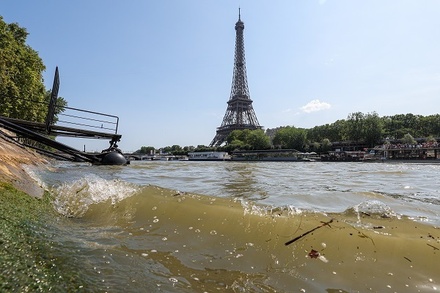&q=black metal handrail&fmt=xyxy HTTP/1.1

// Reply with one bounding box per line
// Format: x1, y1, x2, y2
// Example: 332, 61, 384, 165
4, 96, 120, 136
54, 105, 119, 134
